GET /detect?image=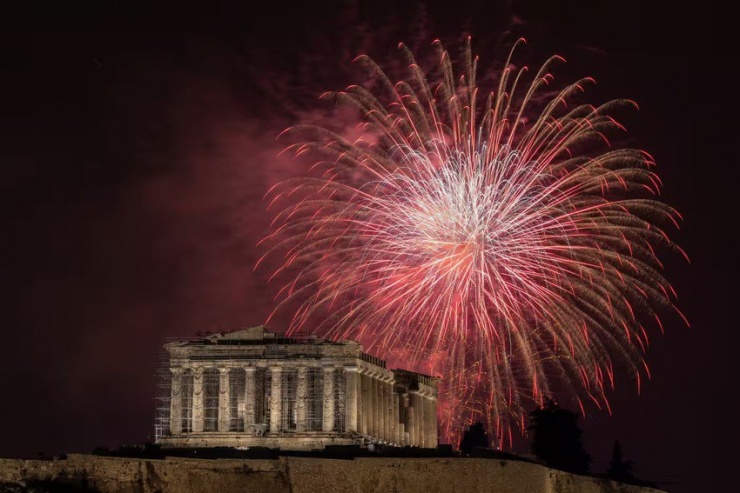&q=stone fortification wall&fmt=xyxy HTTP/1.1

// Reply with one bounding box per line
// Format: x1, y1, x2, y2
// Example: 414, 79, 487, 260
0, 454, 665, 493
